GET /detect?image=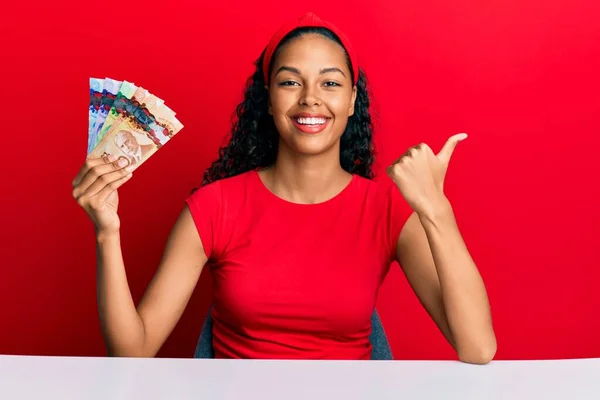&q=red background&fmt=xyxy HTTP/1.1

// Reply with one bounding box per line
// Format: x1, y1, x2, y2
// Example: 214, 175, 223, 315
1, 0, 599, 360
